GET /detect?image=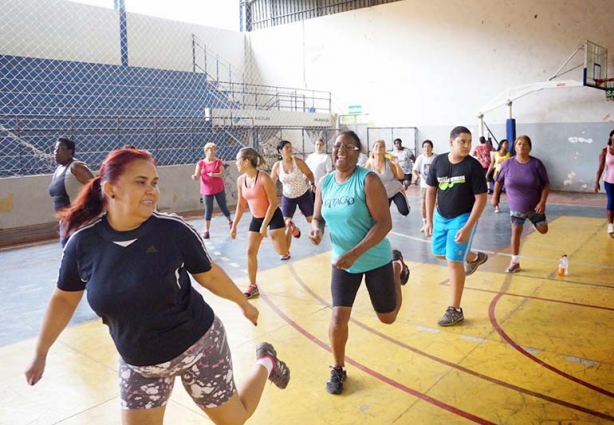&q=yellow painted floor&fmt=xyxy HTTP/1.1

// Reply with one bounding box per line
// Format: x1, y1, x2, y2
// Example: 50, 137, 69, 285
2, 201, 614, 424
